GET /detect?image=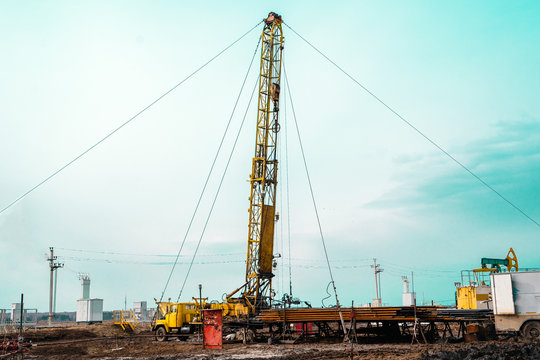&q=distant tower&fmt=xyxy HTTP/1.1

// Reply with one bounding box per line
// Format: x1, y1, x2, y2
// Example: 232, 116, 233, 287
79, 274, 91, 300
401, 276, 416, 306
